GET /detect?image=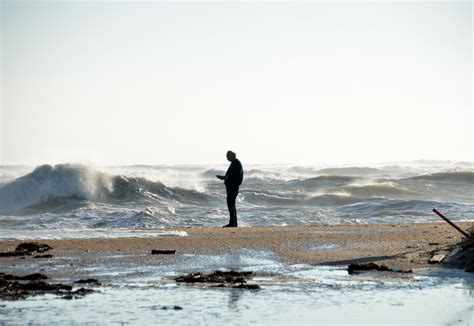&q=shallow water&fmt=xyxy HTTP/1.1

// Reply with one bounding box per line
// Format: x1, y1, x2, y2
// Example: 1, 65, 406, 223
1, 249, 473, 325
